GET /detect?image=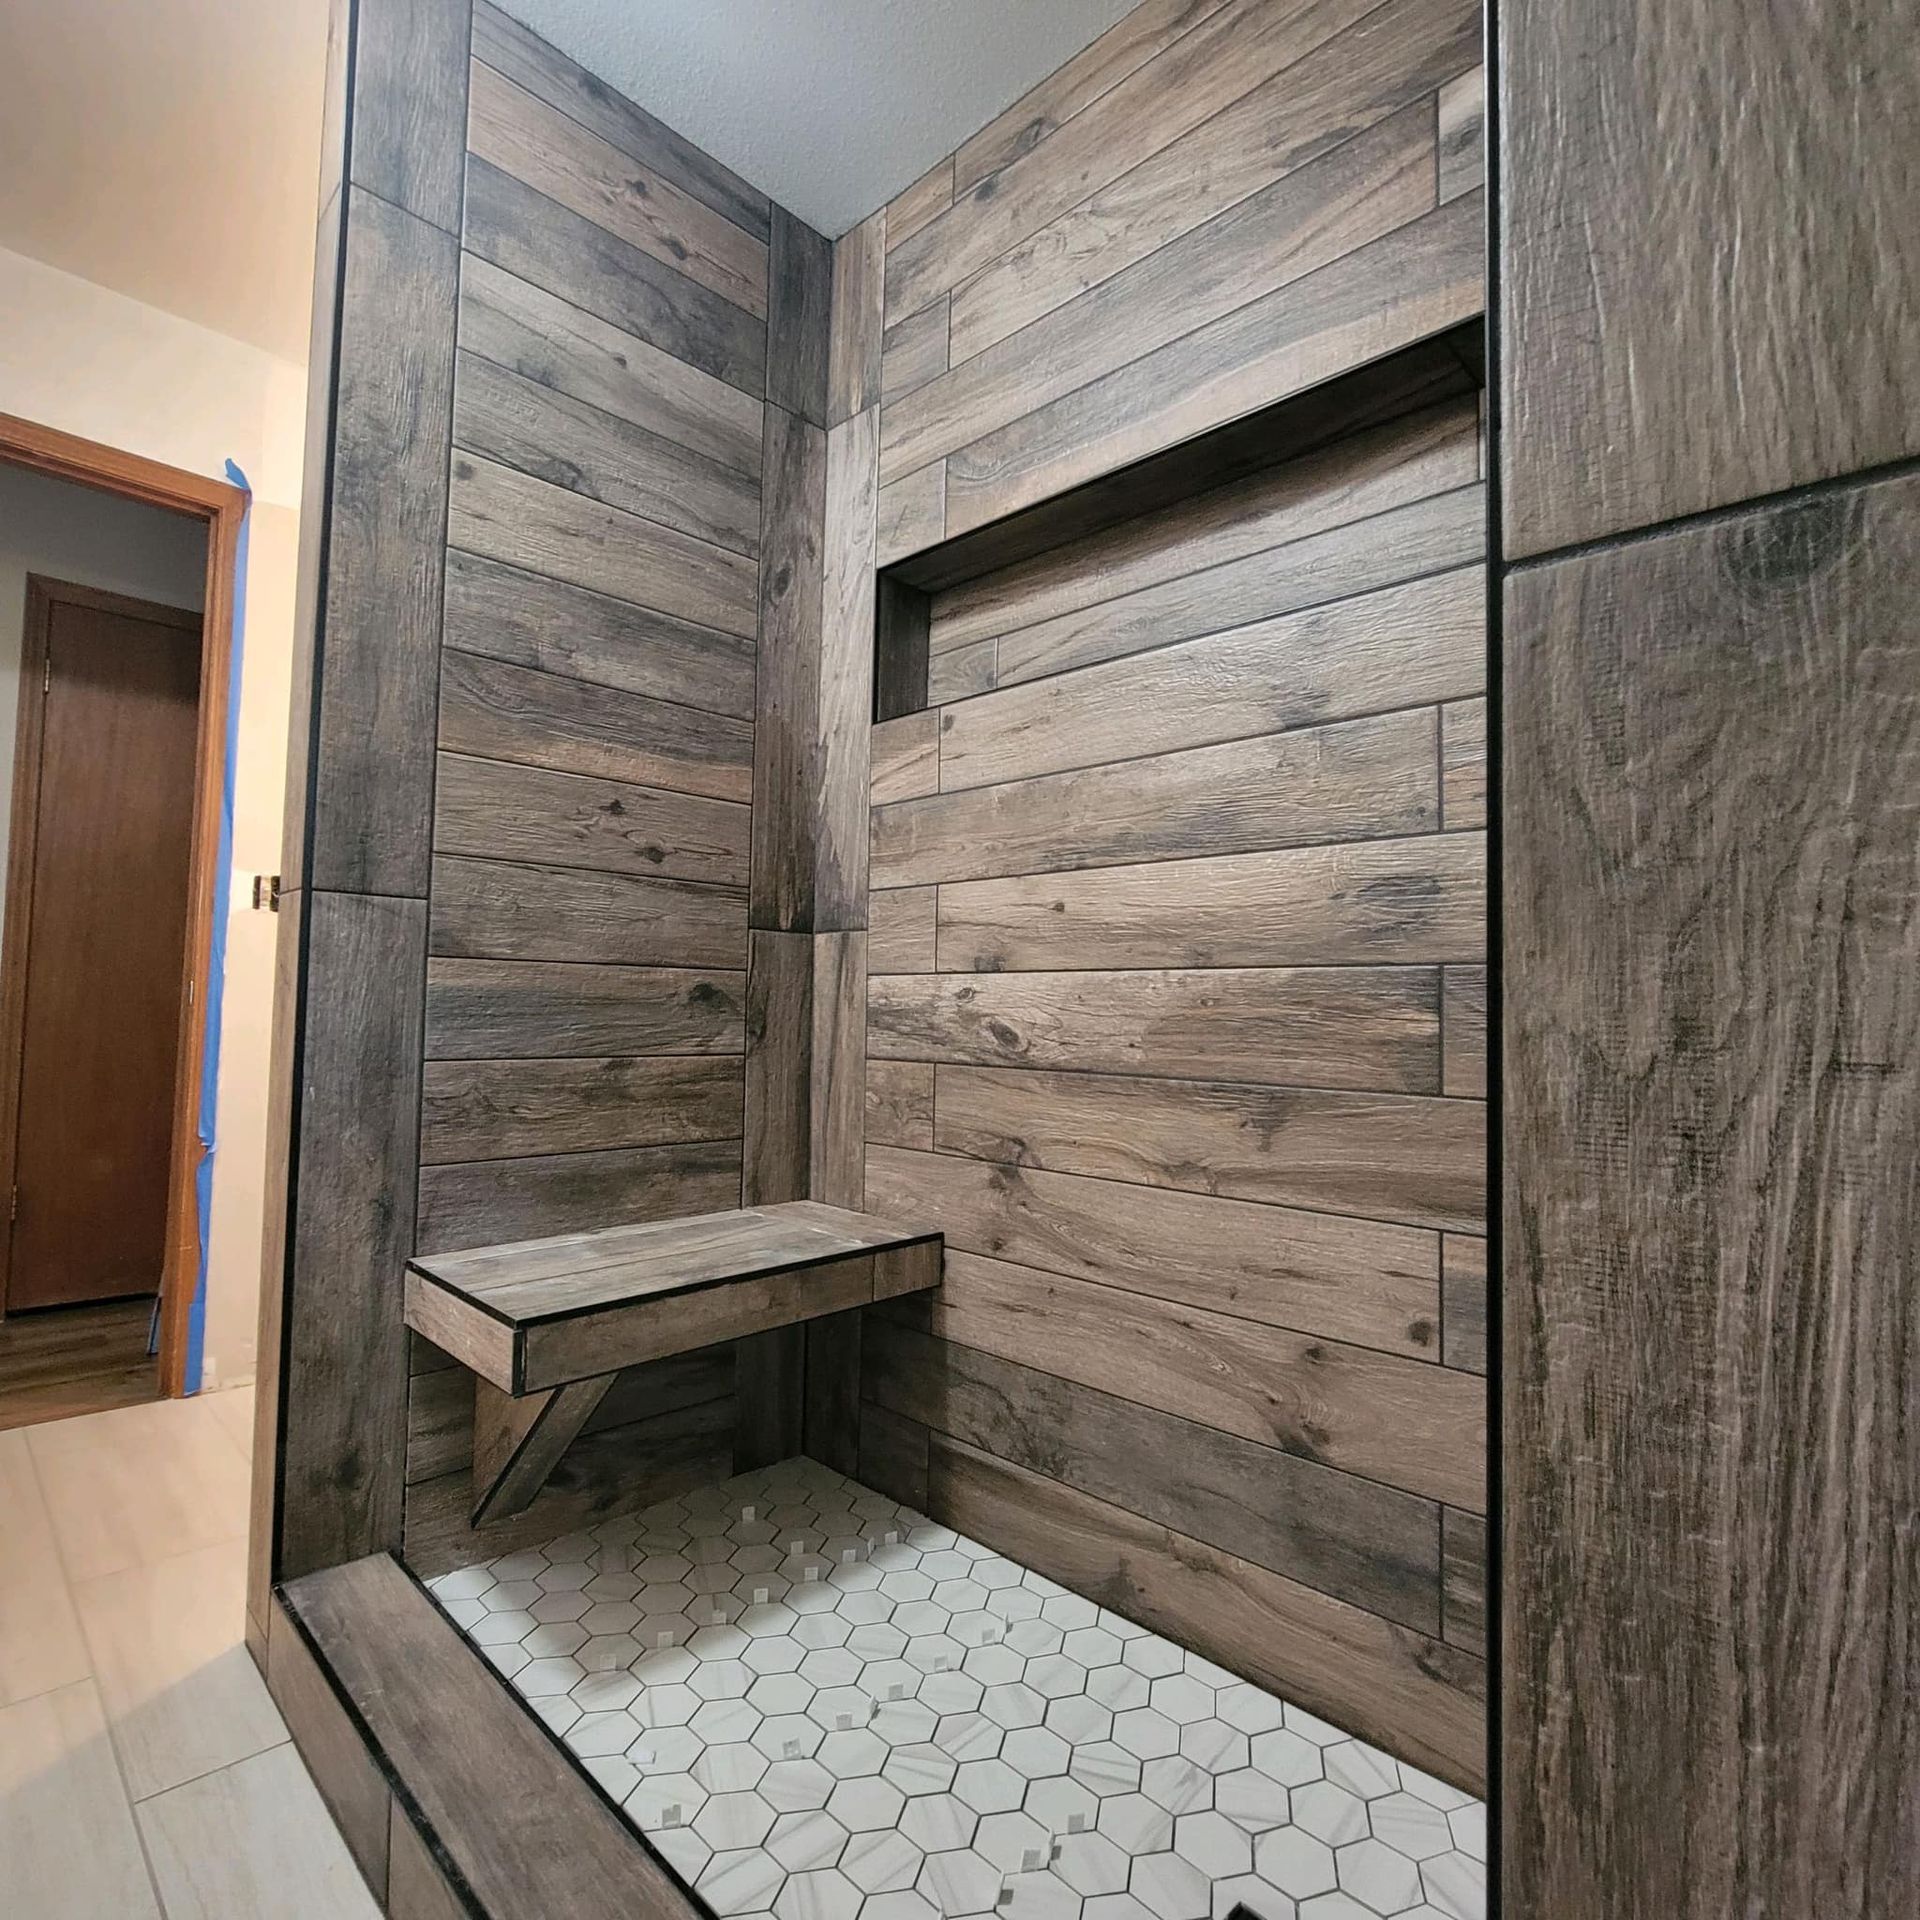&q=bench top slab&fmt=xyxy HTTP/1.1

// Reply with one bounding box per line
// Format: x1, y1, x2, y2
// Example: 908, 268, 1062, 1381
406, 1200, 942, 1392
